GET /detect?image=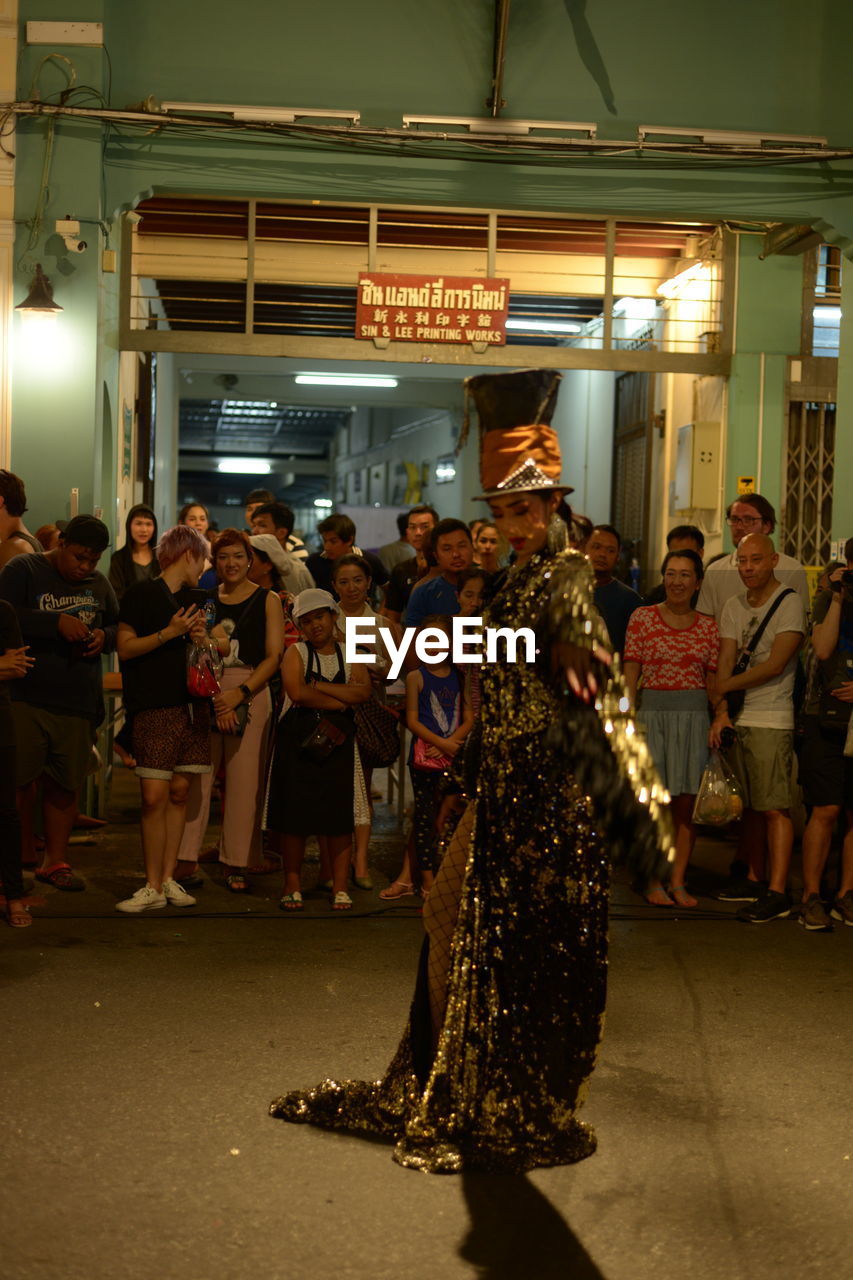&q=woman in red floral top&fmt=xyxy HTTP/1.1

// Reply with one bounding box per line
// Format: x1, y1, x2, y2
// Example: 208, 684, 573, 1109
624, 549, 719, 906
